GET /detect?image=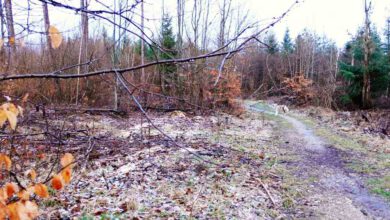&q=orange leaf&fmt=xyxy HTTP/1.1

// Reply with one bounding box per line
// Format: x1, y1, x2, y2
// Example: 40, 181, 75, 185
0, 188, 7, 202
60, 153, 74, 168
61, 168, 72, 184
8, 201, 39, 220
5, 183, 19, 198
0, 202, 9, 220
0, 154, 12, 171
7, 202, 18, 220
51, 175, 63, 190
8, 37, 15, 46
34, 184, 49, 198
